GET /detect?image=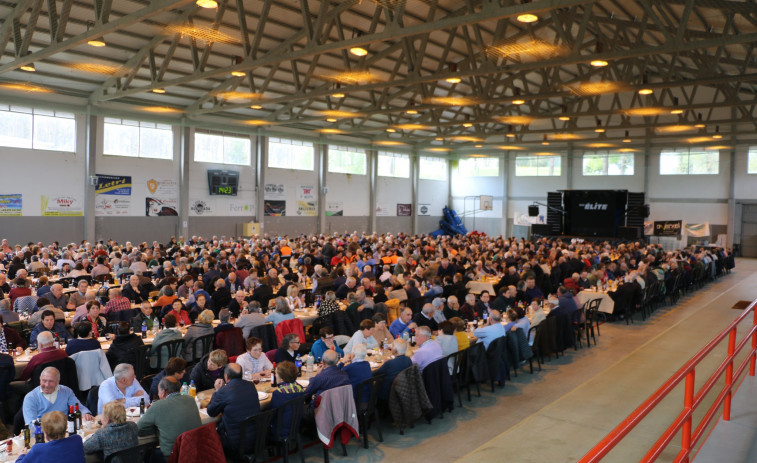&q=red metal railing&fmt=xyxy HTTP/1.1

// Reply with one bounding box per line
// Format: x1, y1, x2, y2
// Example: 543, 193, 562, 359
580, 299, 757, 463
